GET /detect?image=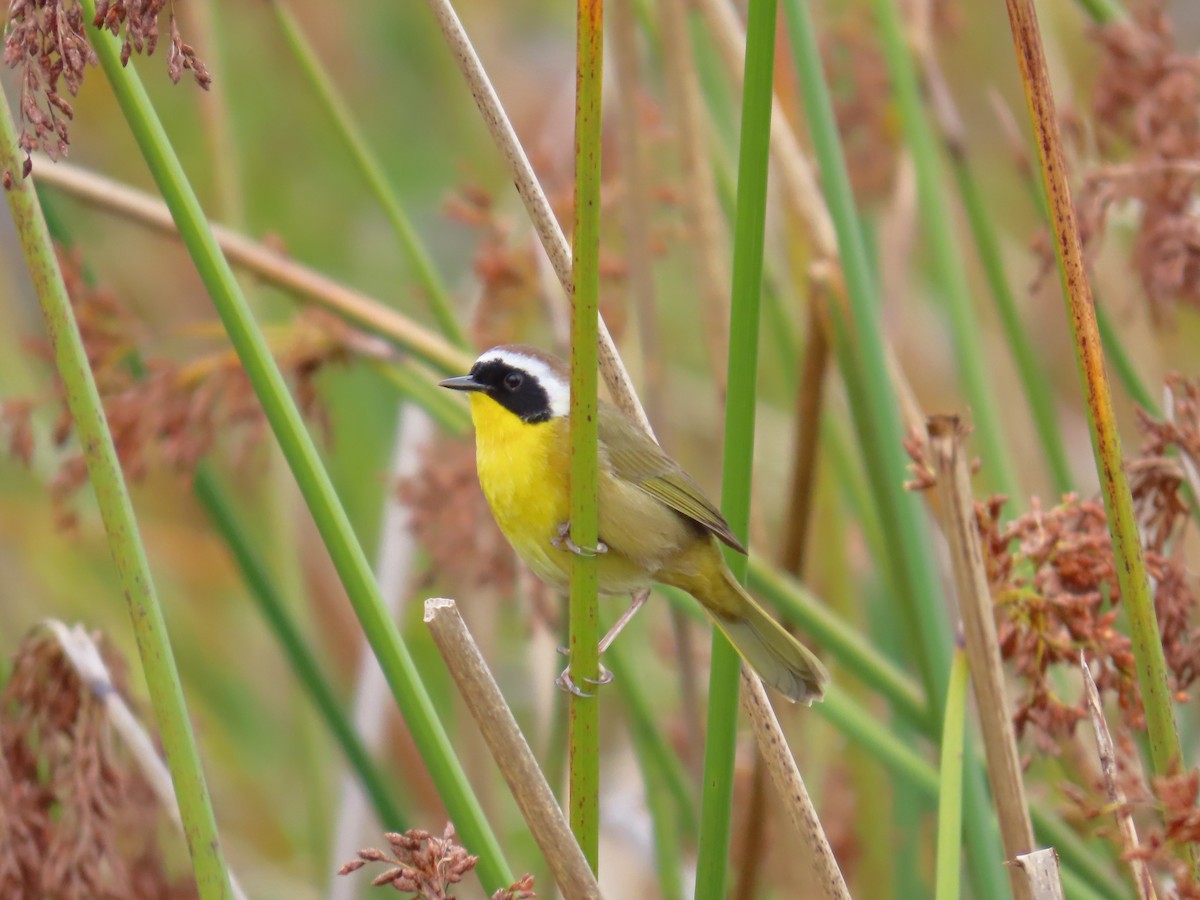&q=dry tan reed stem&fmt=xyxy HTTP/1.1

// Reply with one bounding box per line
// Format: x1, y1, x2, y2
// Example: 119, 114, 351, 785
738, 671, 850, 900
422, 0, 650, 436
29, 158, 472, 375
694, 0, 837, 258
927, 415, 1035, 900
1014, 848, 1065, 900
1081, 655, 1158, 900
423, 599, 602, 900
657, 0, 731, 393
